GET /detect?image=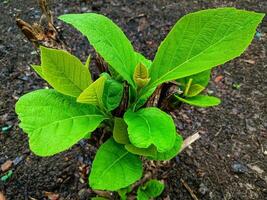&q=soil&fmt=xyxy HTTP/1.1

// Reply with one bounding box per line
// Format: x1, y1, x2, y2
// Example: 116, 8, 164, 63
0, 0, 266, 199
